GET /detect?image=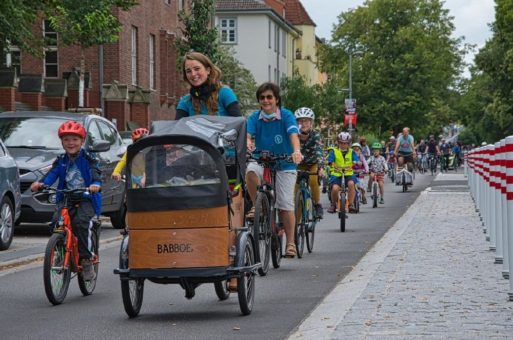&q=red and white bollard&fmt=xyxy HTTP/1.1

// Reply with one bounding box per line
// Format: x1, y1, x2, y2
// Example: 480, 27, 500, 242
499, 139, 509, 278
492, 142, 503, 263
505, 136, 513, 300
